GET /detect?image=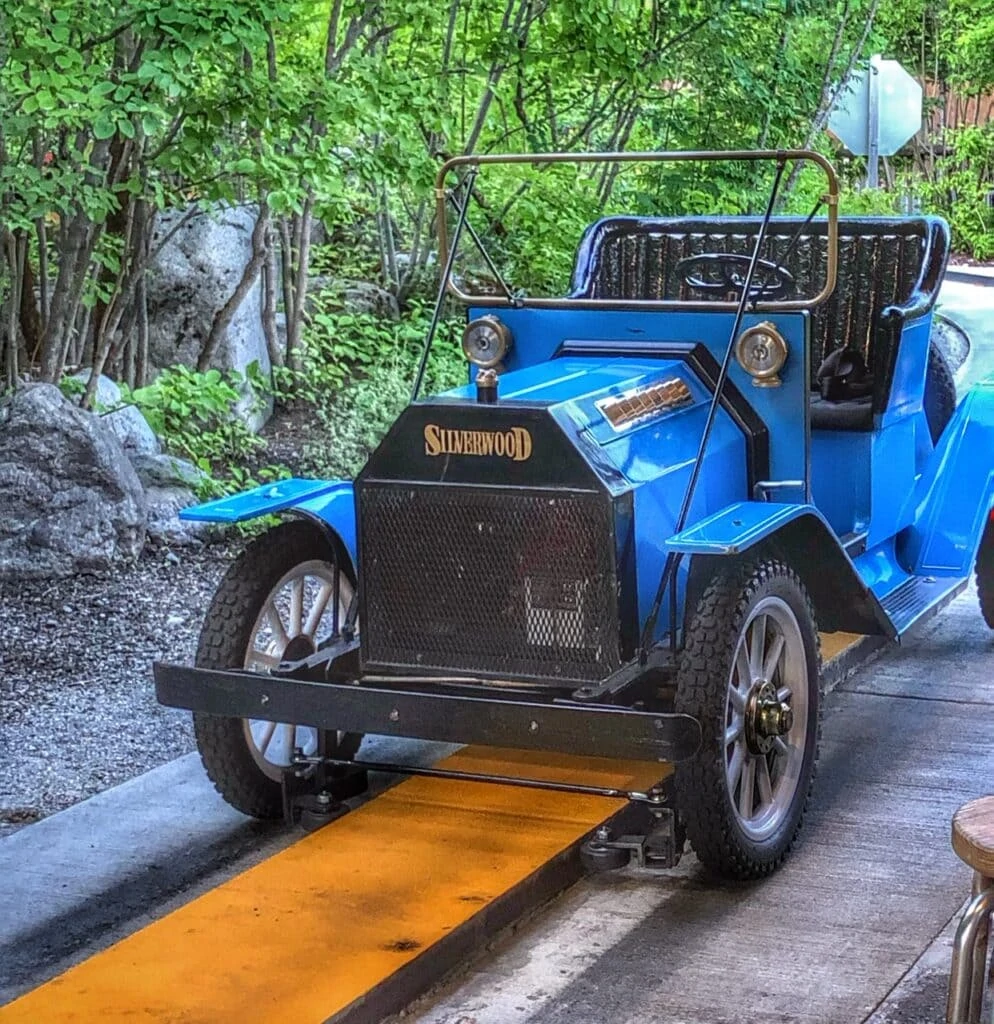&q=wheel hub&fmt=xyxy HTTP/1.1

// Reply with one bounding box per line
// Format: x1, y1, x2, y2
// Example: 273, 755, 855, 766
744, 681, 794, 755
